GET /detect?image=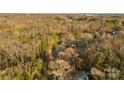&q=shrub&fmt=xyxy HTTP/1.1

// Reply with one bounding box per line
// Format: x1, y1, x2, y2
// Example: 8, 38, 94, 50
0, 59, 45, 80
73, 30, 82, 39
12, 26, 29, 33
